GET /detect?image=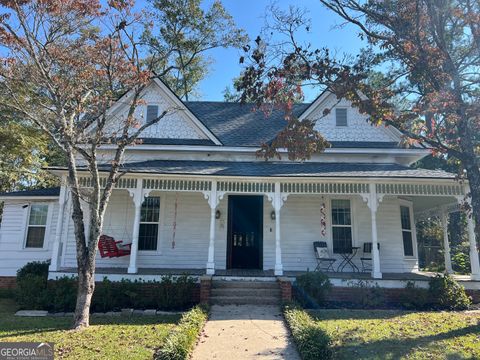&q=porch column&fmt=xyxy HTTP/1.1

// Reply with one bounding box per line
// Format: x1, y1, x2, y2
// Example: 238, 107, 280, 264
274, 182, 283, 276
368, 183, 382, 279
128, 181, 143, 274
49, 178, 68, 272
441, 210, 453, 274
467, 215, 480, 280
206, 181, 218, 275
